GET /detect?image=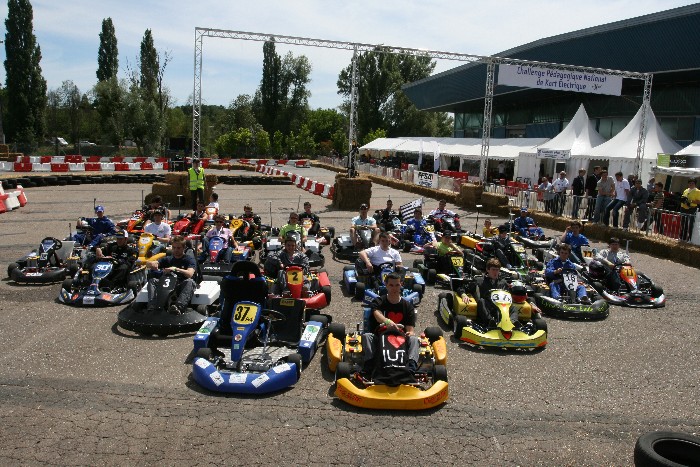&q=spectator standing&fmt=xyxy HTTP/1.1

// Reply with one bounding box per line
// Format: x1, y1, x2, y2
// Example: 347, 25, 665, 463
680, 179, 700, 241
584, 166, 601, 220
650, 182, 665, 235
604, 172, 630, 228
538, 176, 554, 213
592, 170, 614, 224
188, 159, 206, 211
570, 168, 586, 218
623, 179, 648, 230
552, 171, 570, 216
